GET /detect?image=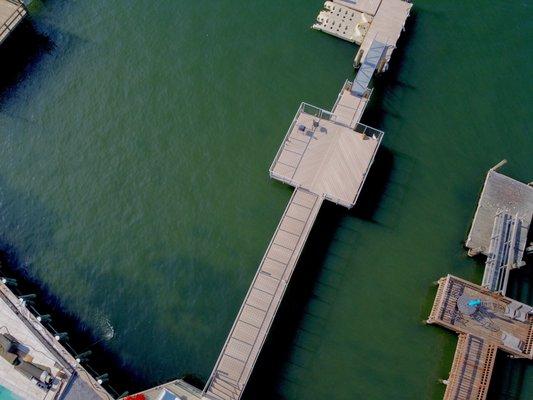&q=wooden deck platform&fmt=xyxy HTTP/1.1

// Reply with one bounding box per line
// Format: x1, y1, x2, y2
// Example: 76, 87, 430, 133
312, 0, 412, 72
203, 189, 323, 400
466, 169, 533, 257
269, 85, 383, 208
443, 334, 497, 400
428, 275, 533, 359
331, 79, 371, 127
0, 0, 26, 45
354, 0, 412, 69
